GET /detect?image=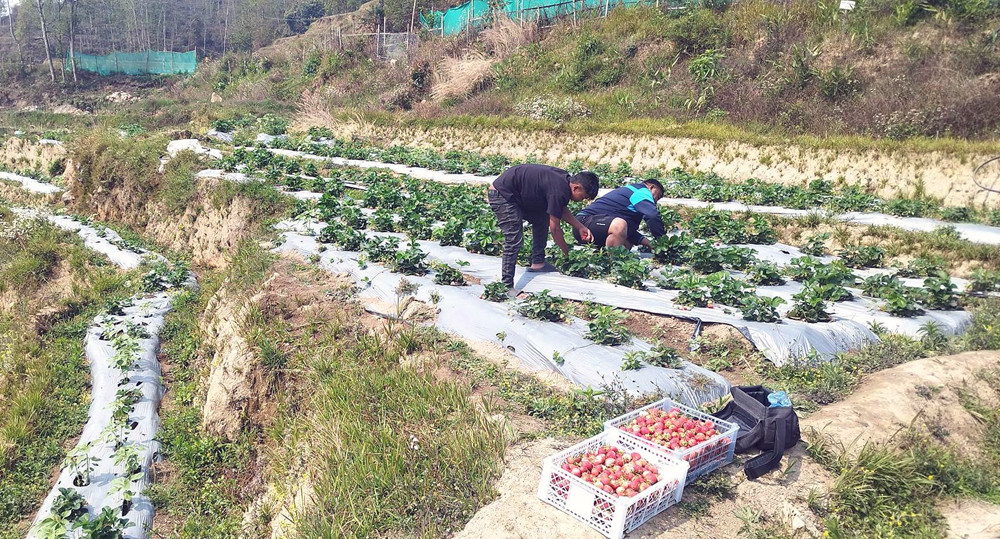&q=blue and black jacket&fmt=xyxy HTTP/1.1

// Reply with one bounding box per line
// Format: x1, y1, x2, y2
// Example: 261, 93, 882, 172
577, 183, 665, 245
